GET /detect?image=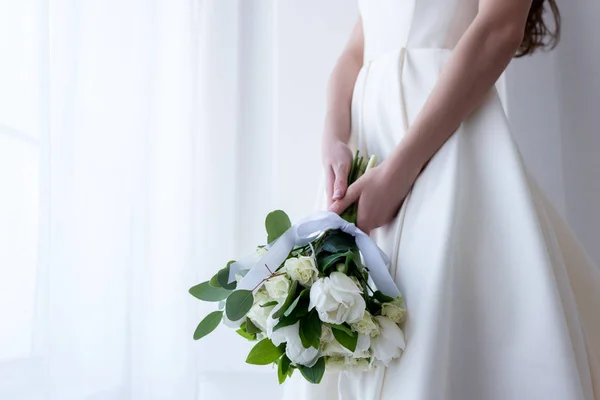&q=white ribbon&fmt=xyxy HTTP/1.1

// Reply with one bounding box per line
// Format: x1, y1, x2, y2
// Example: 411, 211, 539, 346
228, 211, 400, 299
